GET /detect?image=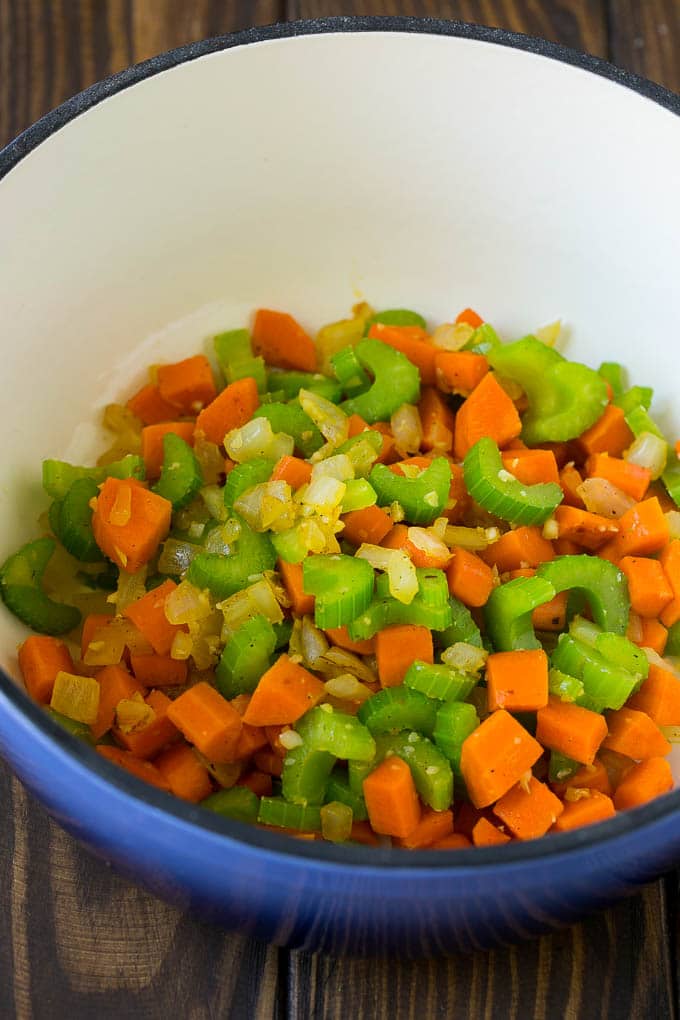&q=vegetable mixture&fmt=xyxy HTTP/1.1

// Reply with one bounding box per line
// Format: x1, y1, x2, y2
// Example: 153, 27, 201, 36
3, 302, 680, 850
